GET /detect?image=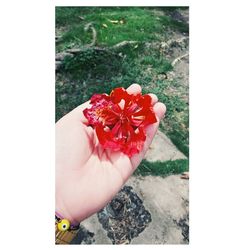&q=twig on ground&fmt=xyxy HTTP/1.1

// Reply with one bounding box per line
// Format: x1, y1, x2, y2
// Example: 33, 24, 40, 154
171, 53, 189, 66
112, 40, 137, 49
181, 172, 189, 180
55, 22, 139, 70
84, 22, 97, 47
